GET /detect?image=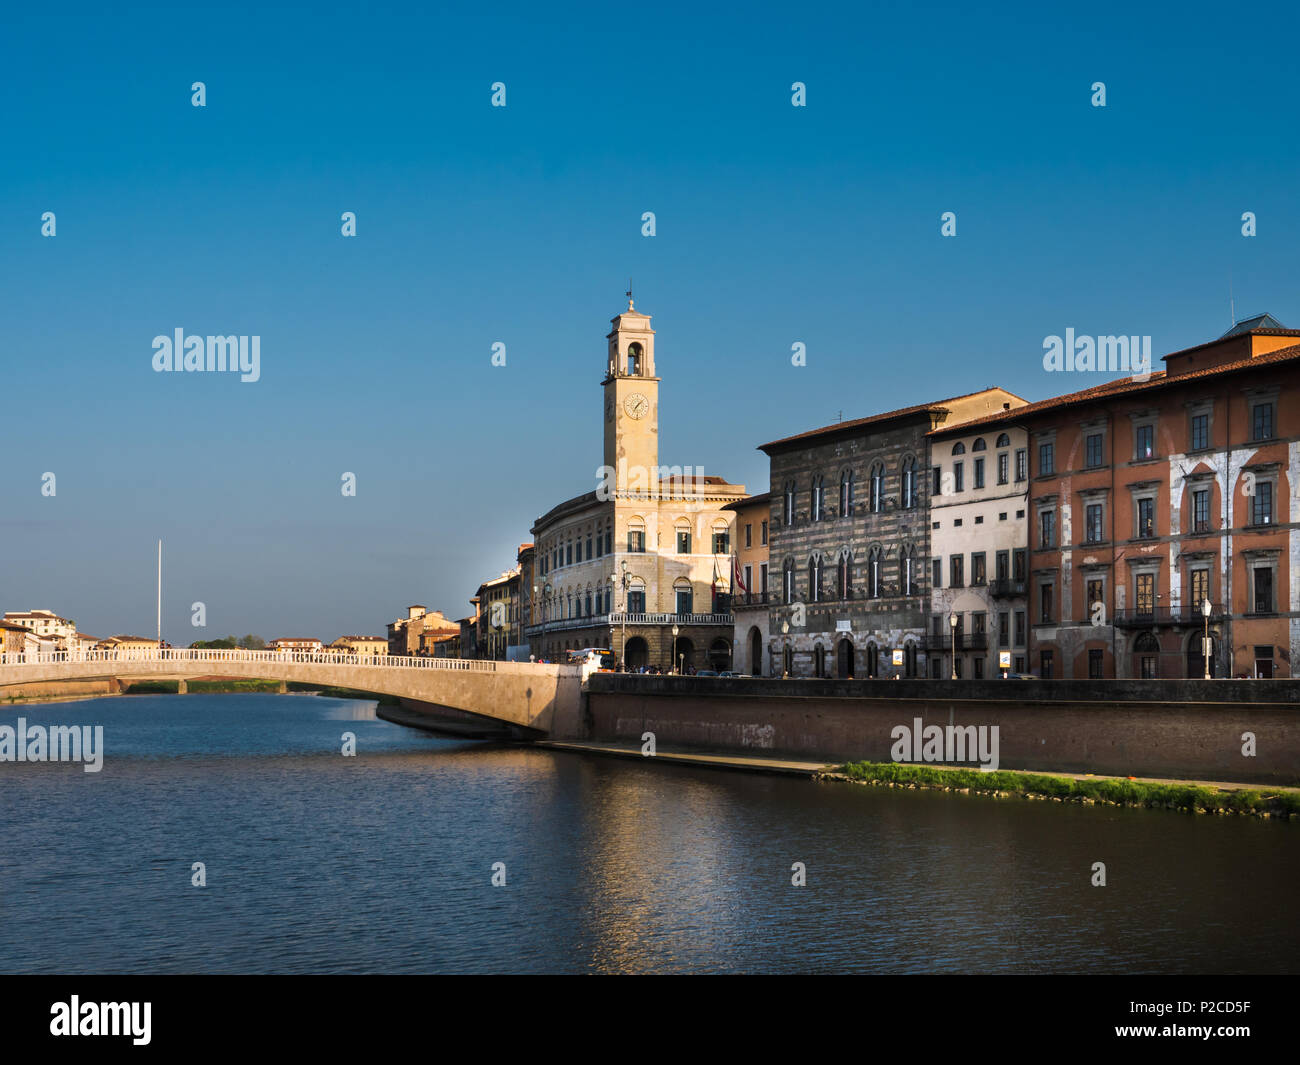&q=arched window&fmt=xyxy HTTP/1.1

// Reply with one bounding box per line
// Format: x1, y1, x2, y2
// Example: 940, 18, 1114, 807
901, 456, 917, 509
783, 558, 796, 602
838, 550, 853, 600
952, 442, 966, 455
809, 556, 823, 602
810, 476, 824, 521
840, 469, 855, 516
784, 480, 796, 526
868, 546, 883, 598
902, 544, 917, 596
904, 640, 918, 678
996, 432, 1011, 448
972, 437, 987, 452
865, 643, 879, 678
627, 342, 643, 376
870, 462, 885, 513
